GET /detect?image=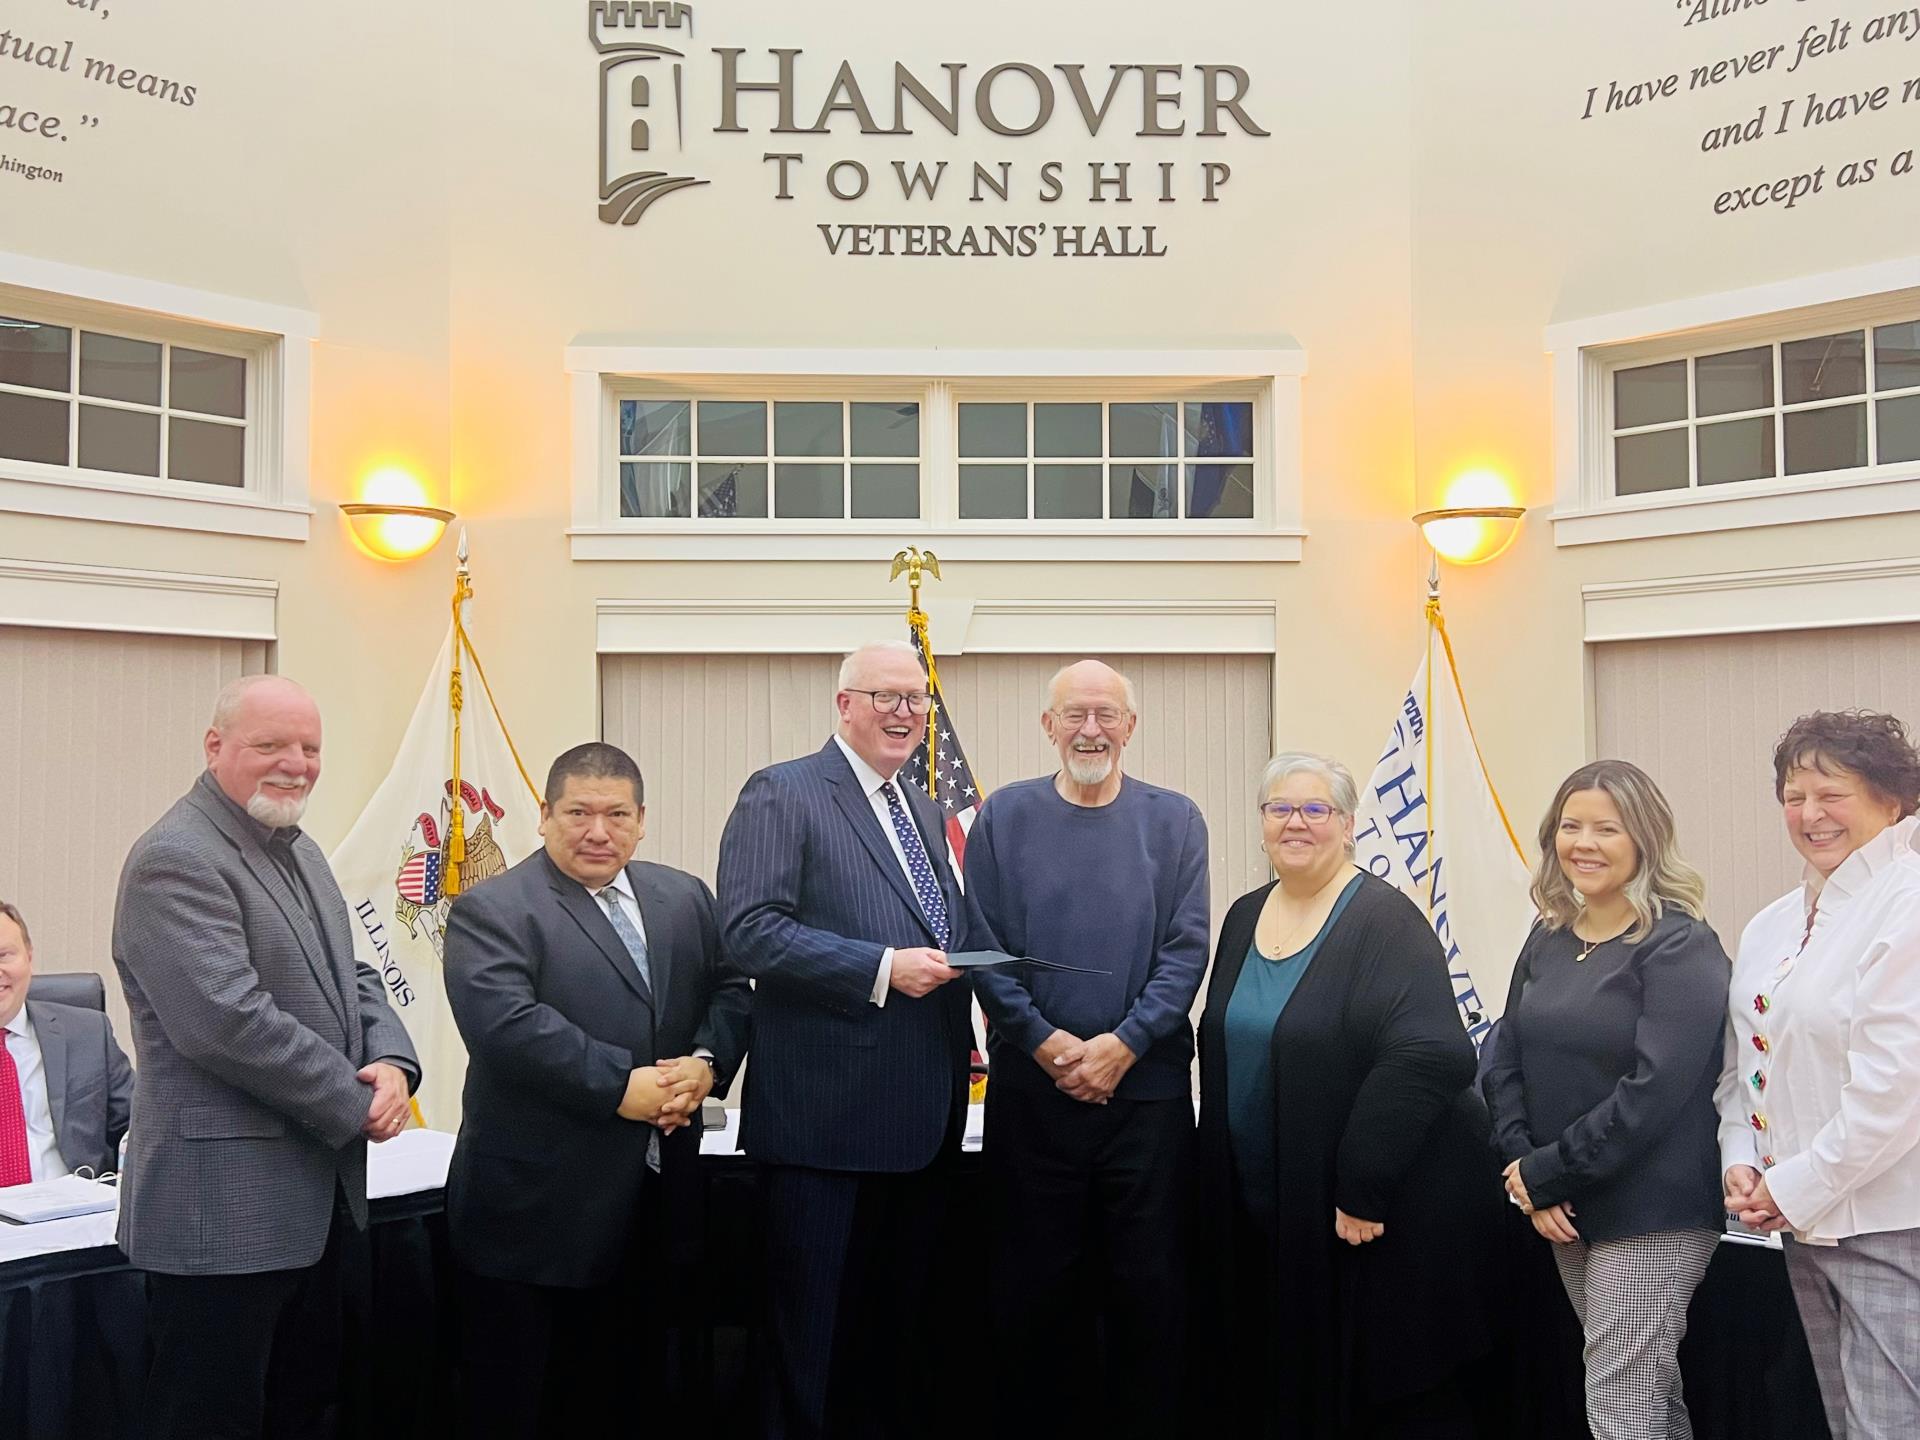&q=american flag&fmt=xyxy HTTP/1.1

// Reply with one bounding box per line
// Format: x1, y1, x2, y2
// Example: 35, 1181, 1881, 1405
699, 466, 739, 517
397, 847, 444, 906
901, 624, 982, 868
